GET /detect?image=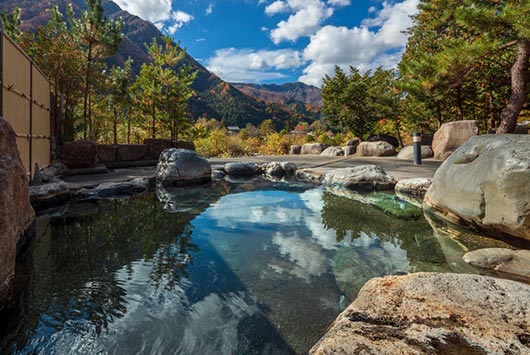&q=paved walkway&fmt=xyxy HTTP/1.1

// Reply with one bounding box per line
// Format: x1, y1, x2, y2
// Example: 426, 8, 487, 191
62, 155, 441, 189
